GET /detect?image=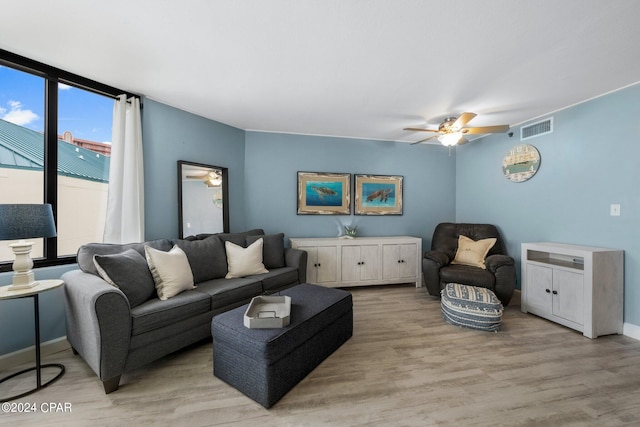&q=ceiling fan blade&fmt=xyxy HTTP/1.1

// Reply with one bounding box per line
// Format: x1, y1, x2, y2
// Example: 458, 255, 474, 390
452, 112, 477, 129
462, 125, 510, 134
186, 174, 206, 179
403, 127, 440, 133
410, 135, 438, 145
